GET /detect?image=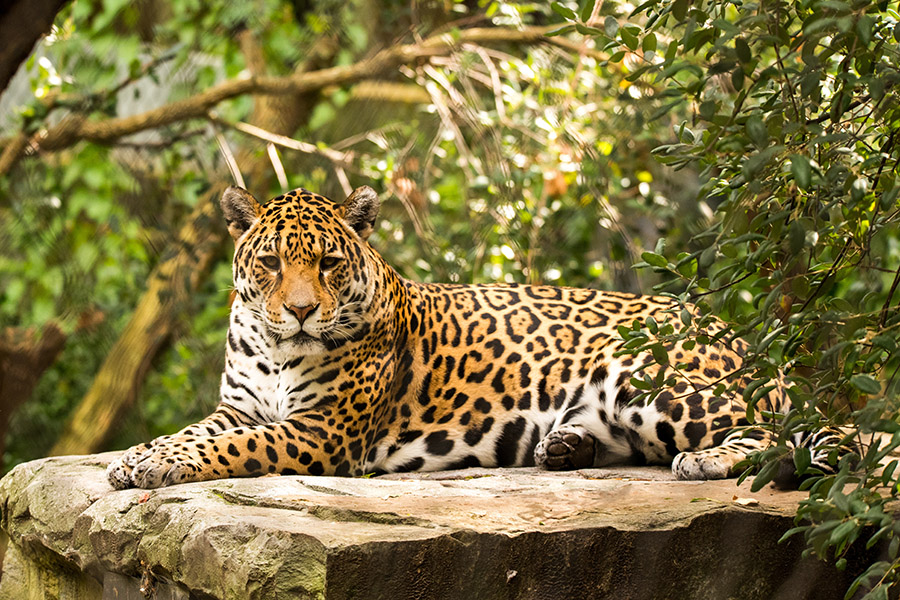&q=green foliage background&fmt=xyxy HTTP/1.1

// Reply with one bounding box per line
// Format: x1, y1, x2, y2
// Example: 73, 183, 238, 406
4, 0, 900, 595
